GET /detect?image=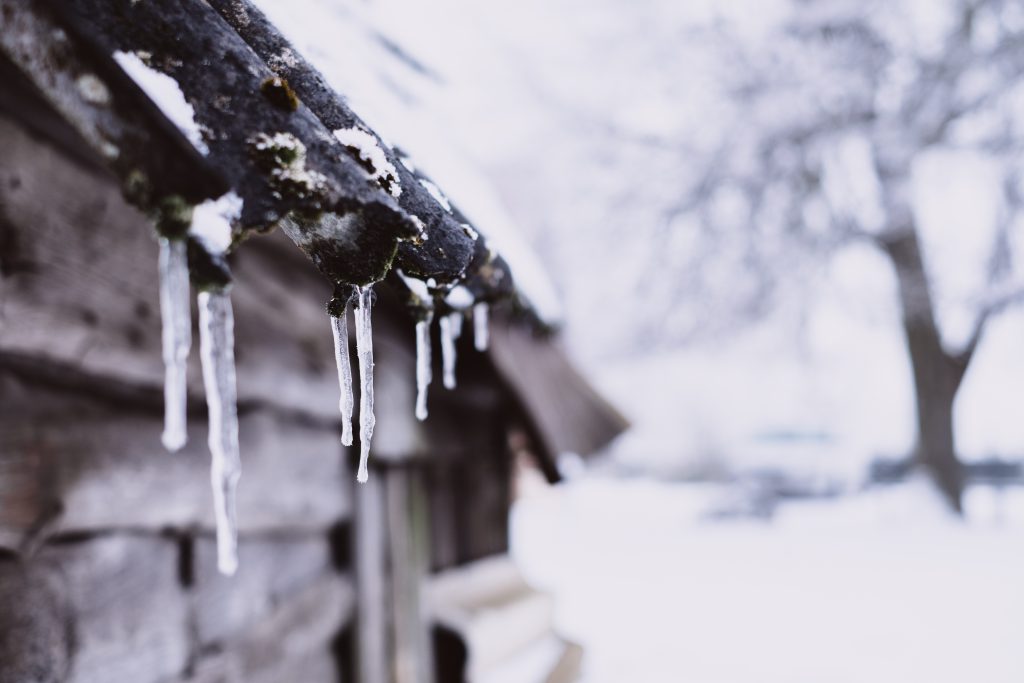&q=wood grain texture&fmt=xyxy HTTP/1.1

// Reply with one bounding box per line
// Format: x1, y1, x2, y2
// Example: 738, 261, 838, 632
40, 536, 189, 683
0, 373, 350, 552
